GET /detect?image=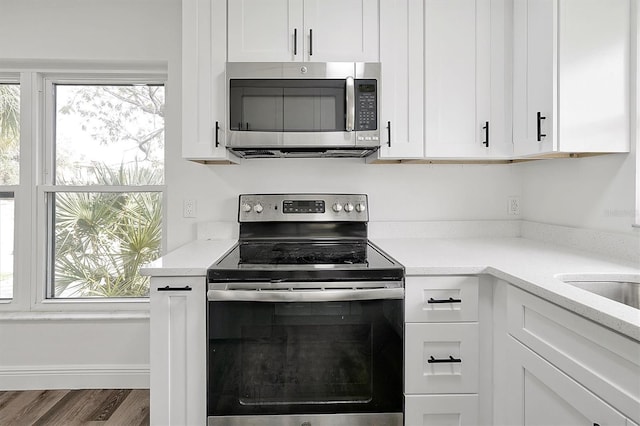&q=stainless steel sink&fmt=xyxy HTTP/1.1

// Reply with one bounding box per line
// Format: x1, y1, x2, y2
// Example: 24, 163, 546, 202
555, 274, 640, 309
